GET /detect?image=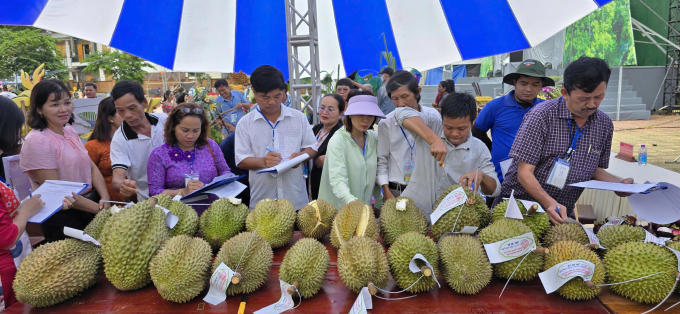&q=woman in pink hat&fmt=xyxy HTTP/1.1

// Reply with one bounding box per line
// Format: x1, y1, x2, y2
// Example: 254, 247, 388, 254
317, 93, 385, 209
